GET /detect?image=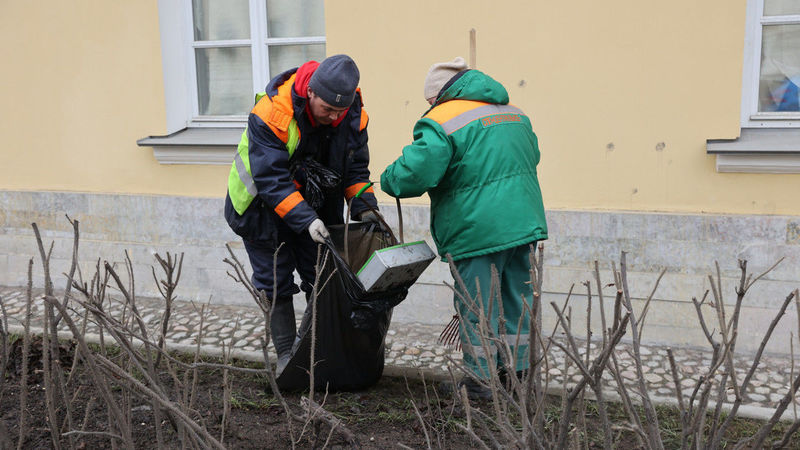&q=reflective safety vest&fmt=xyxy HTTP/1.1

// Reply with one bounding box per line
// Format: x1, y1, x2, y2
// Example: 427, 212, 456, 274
228, 92, 301, 215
